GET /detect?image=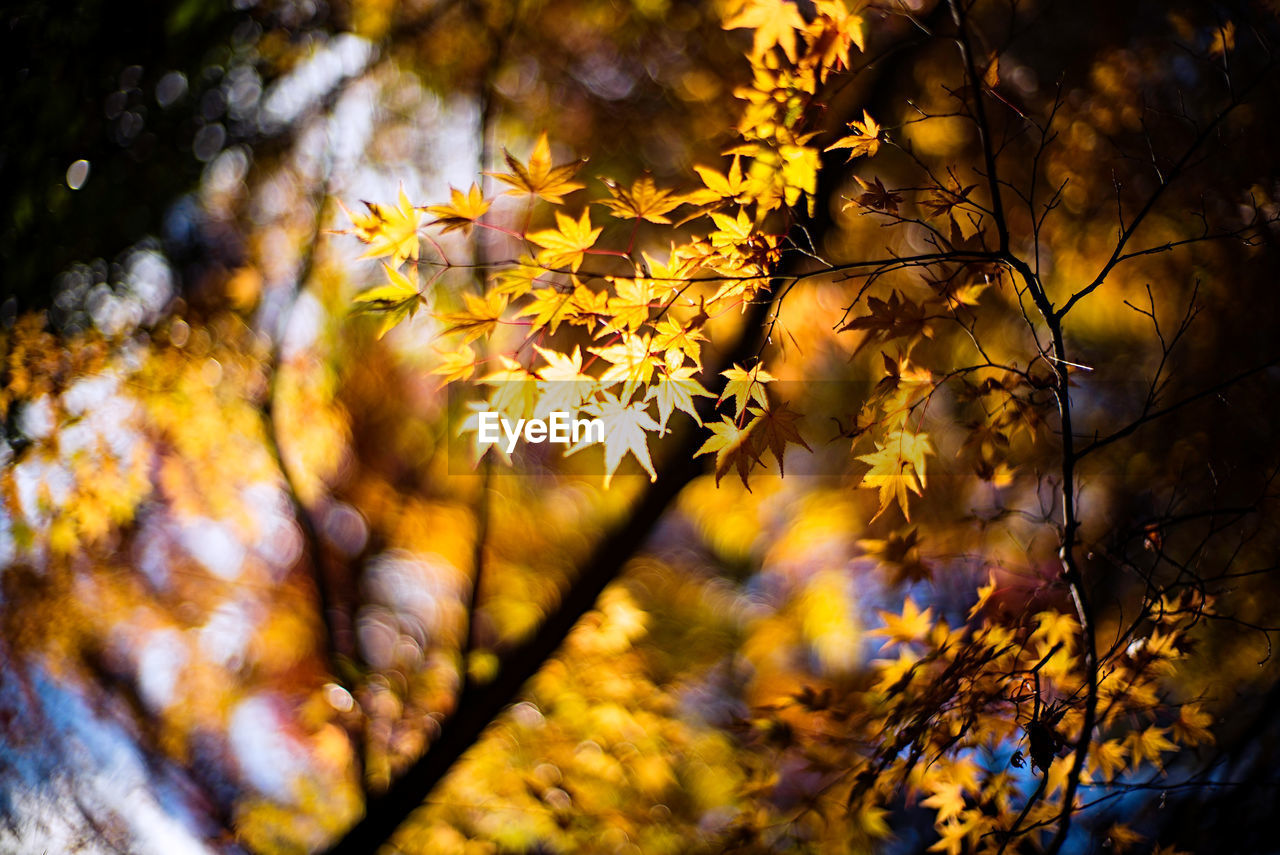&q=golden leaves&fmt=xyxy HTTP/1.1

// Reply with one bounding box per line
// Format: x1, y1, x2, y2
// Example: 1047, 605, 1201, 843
603, 278, 654, 334
856, 430, 934, 520
872, 597, 934, 647
805, 0, 866, 76
534, 345, 596, 414
651, 316, 705, 369
718, 363, 775, 418
528, 208, 602, 271
339, 187, 422, 267
515, 287, 575, 335
598, 176, 685, 224
1208, 21, 1236, 58
329, 0, 845, 499
589, 335, 660, 391
927, 810, 986, 855
695, 415, 759, 487
424, 183, 490, 233
22, 6, 1253, 851
438, 292, 509, 343
336, 90, 828, 495
430, 344, 477, 384
1031, 609, 1080, 656
566, 391, 660, 487
723, 0, 807, 64
1124, 726, 1176, 772
353, 263, 423, 339
920, 781, 966, 824
1173, 704, 1214, 747
692, 395, 810, 487
709, 207, 754, 248
968, 570, 999, 620
488, 131, 586, 204
826, 110, 882, 160
648, 366, 712, 431
1091, 739, 1128, 782
691, 156, 749, 204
